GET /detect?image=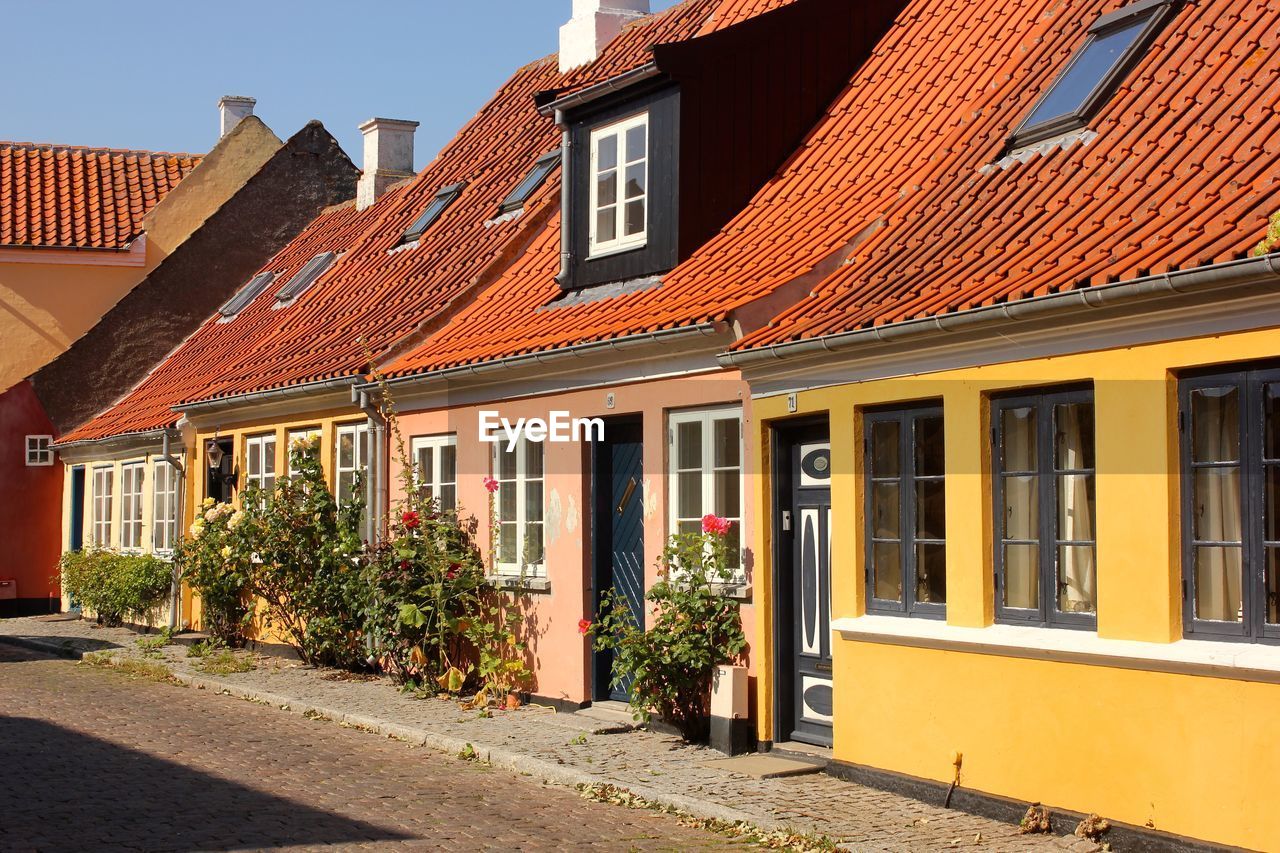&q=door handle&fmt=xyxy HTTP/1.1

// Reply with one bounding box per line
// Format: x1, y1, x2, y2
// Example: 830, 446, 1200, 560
781, 510, 792, 531
616, 477, 637, 515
